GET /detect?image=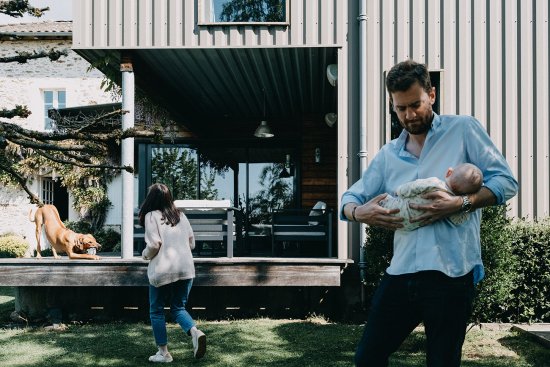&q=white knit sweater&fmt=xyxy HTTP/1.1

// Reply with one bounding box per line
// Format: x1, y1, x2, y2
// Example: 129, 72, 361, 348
142, 210, 196, 287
